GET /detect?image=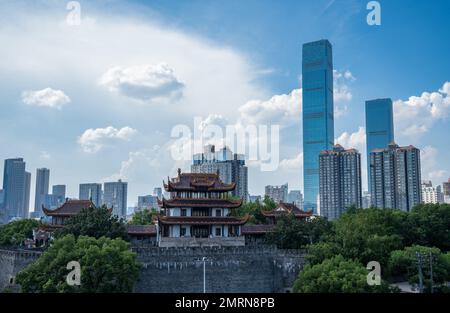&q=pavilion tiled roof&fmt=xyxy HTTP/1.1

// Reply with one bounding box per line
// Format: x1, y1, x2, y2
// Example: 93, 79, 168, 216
163, 170, 236, 192
241, 224, 275, 234
158, 197, 243, 209
126, 224, 156, 236
157, 215, 249, 225
262, 202, 313, 218
42, 199, 95, 216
